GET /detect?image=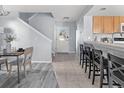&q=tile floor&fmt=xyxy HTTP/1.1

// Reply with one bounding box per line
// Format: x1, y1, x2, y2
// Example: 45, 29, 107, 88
52, 53, 108, 88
